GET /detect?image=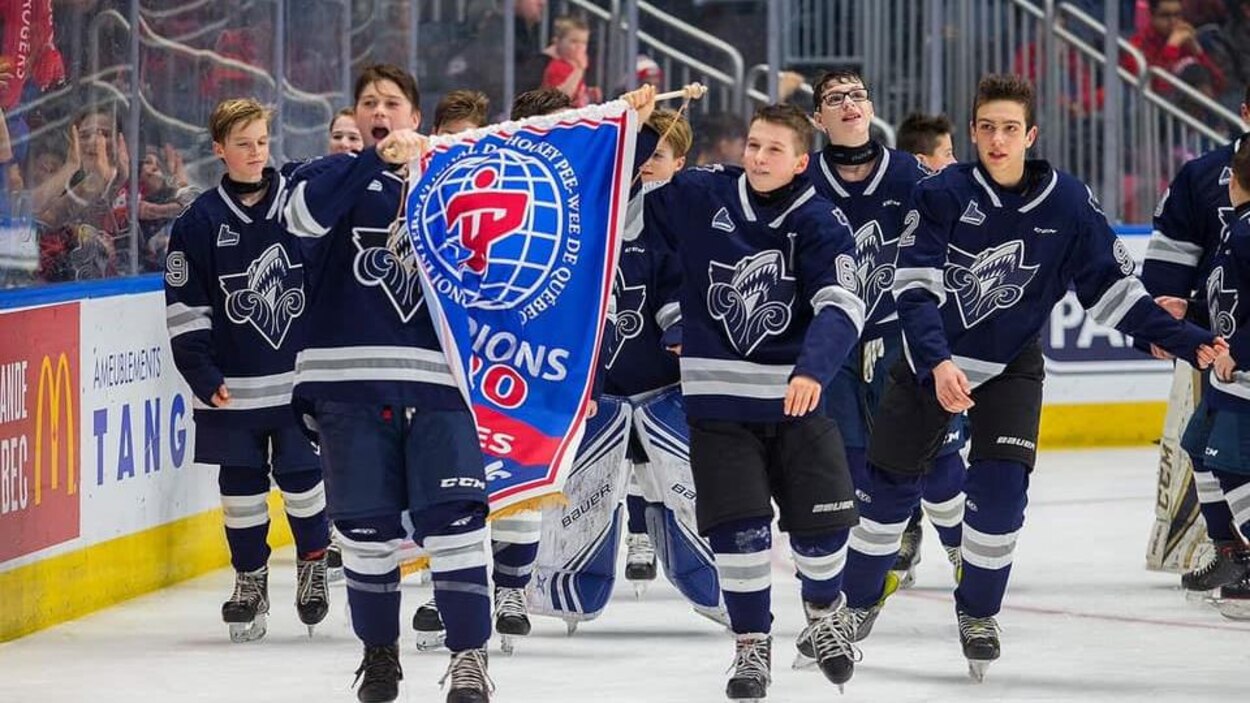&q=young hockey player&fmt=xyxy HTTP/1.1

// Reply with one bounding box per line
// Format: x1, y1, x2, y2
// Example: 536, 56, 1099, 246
806, 71, 966, 598
1142, 86, 1250, 594
841, 74, 1222, 682
164, 98, 331, 643
1179, 137, 1250, 620
898, 112, 958, 173
283, 65, 492, 703
648, 103, 865, 699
